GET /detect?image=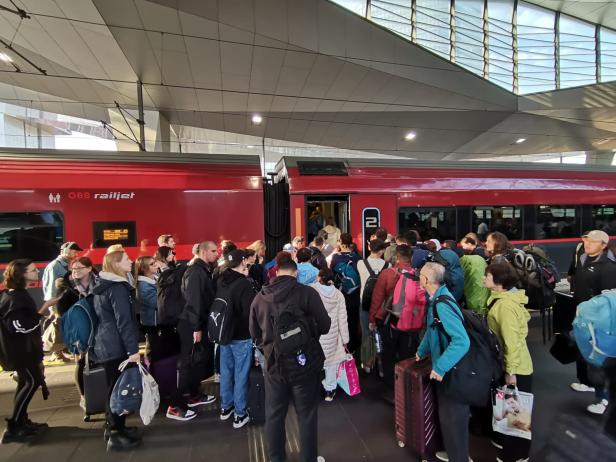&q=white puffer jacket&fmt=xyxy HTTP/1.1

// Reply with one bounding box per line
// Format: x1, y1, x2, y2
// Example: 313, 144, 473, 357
311, 282, 349, 366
